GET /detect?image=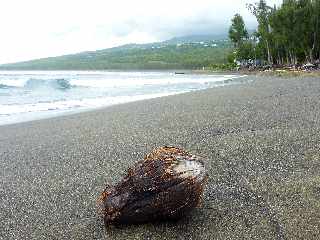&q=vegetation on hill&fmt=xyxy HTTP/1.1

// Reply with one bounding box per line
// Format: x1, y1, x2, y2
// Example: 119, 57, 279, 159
0, 37, 232, 70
